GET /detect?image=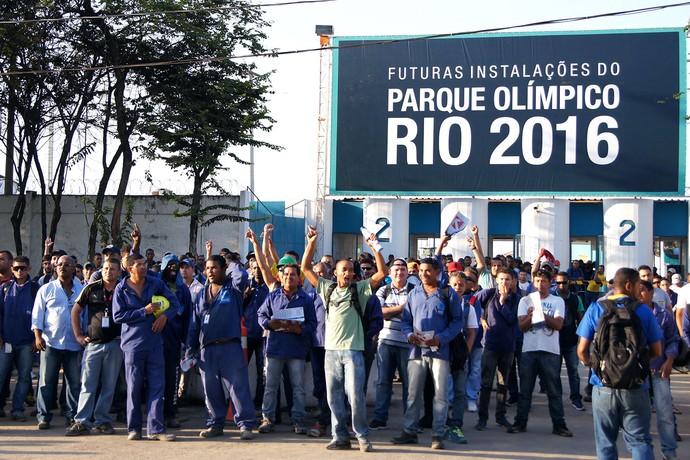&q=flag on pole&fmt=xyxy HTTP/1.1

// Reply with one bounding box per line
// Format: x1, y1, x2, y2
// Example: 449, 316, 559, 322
445, 211, 470, 236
